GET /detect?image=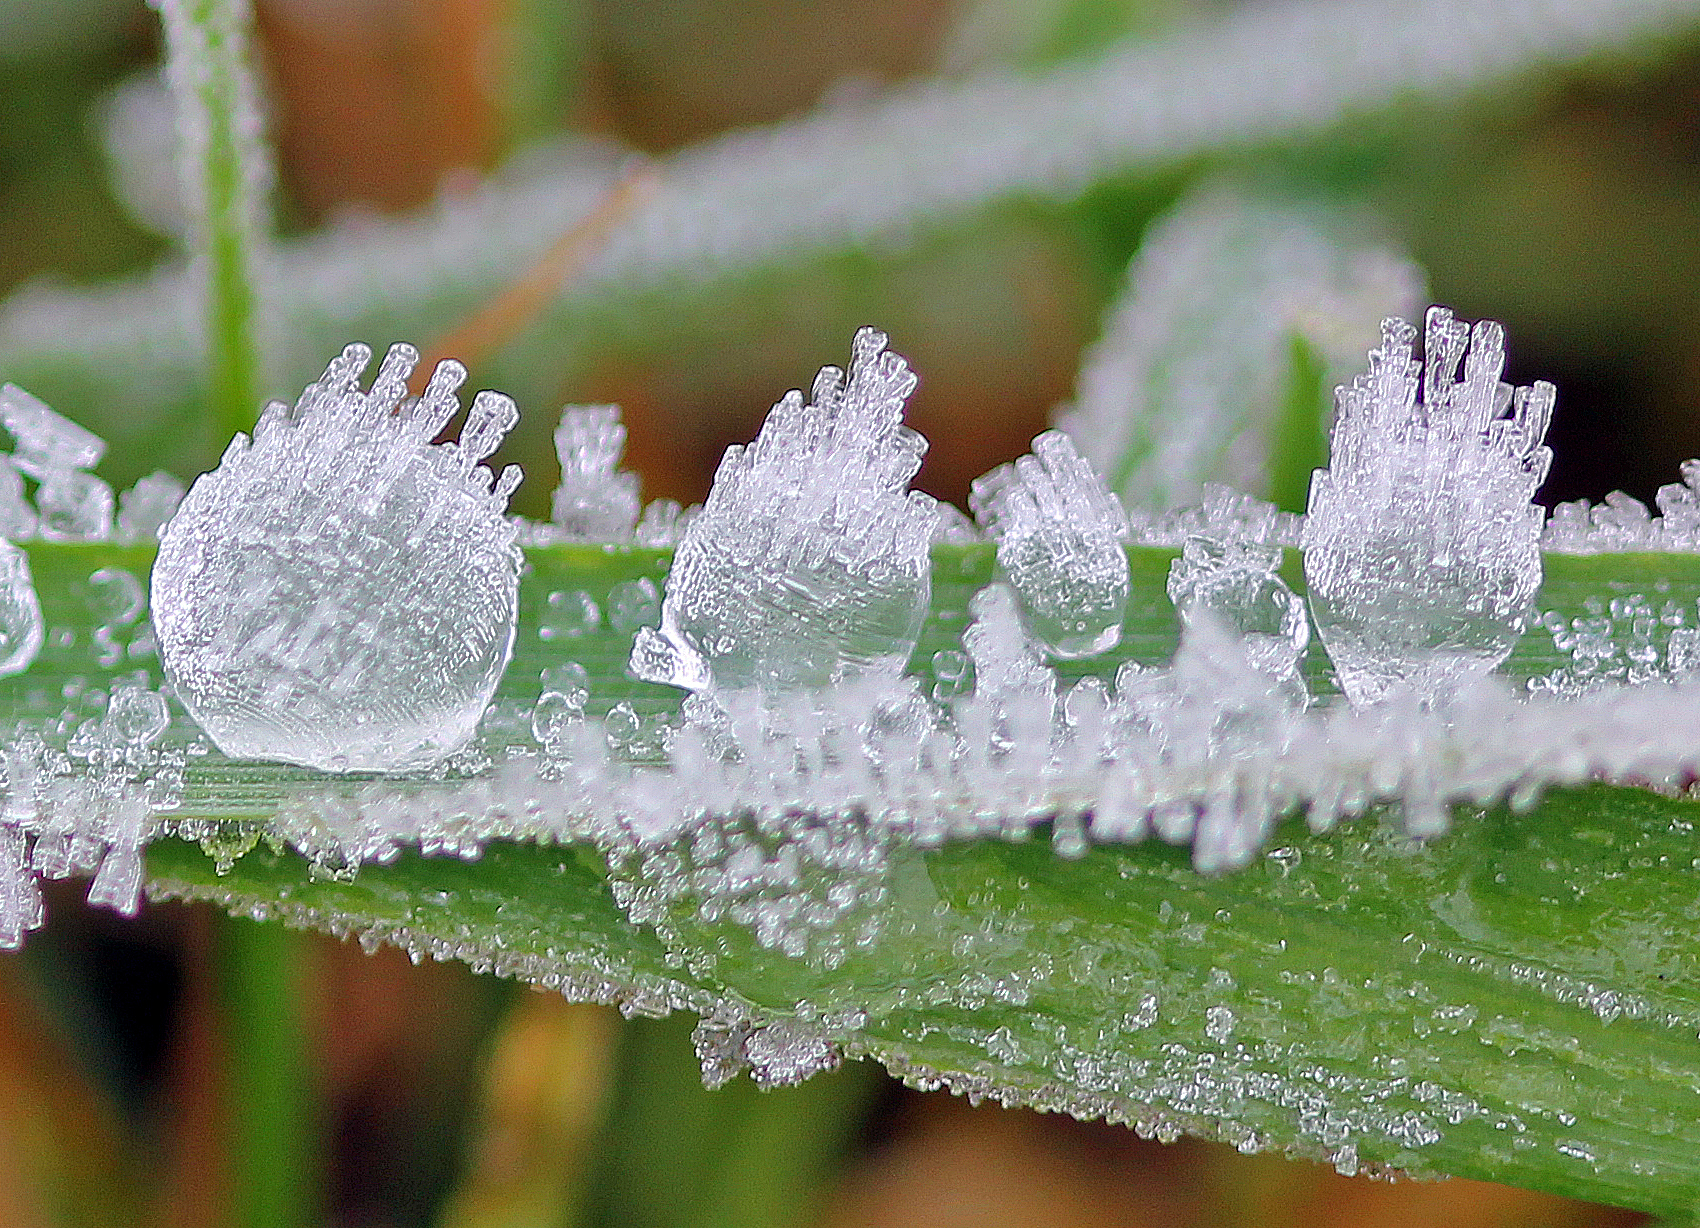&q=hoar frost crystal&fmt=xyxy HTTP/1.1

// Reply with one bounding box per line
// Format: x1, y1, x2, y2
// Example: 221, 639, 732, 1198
631, 327, 938, 697
152, 343, 524, 773
1303, 308, 1553, 707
